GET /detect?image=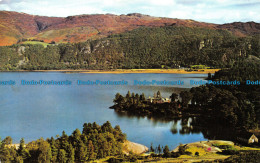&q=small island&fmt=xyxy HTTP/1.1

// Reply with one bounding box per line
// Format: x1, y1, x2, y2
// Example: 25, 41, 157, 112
110, 90, 196, 119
